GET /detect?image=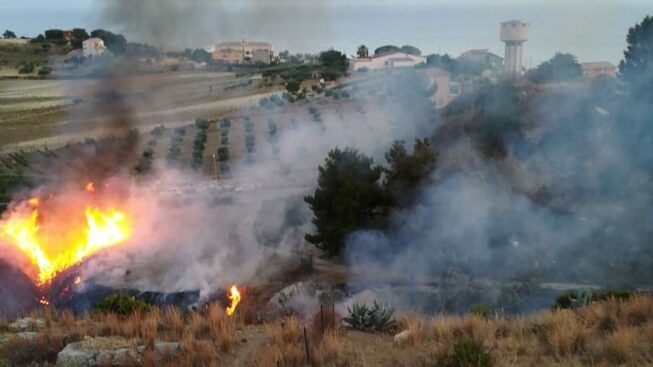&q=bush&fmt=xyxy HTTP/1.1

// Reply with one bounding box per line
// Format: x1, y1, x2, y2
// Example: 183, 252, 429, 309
470, 304, 492, 318
95, 294, 151, 316
436, 337, 493, 367
18, 62, 36, 74
38, 66, 52, 76
220, 118, 231, 128
217, 147, 229, 162
245, 134, 255, 153
552, 290, 636, 310
150, 125, 165, 136
345, 301, 395, 332
244, 120, 254, 133
195, 117, 210, 130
